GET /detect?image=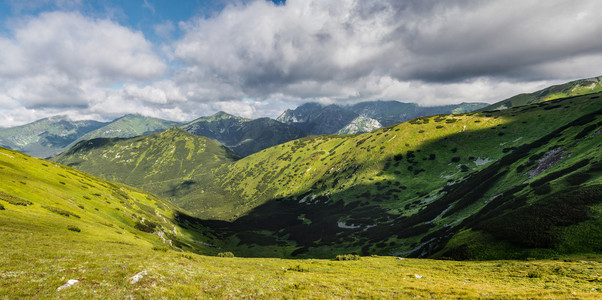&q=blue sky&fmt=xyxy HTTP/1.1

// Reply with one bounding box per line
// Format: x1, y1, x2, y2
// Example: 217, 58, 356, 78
1, 0, 602, 126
